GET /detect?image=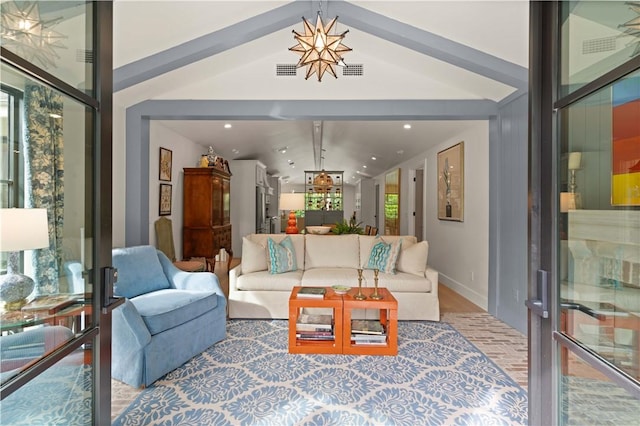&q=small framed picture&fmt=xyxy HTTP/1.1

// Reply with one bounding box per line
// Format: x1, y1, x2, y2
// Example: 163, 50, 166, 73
159, 184, 172, 216
159, 147, 172, 182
